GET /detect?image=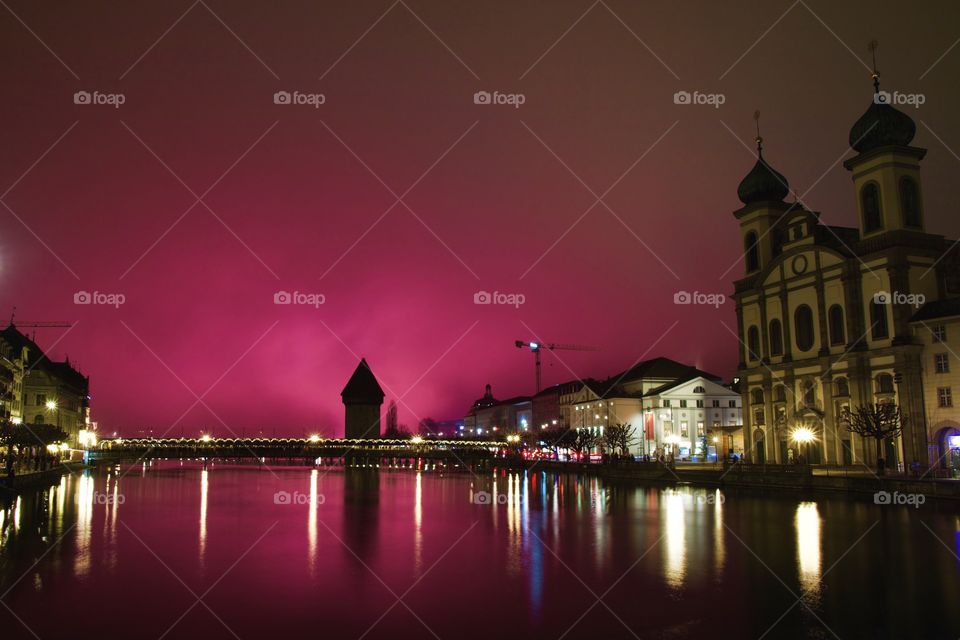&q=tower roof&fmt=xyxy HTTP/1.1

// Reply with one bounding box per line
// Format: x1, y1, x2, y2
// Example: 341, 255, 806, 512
737, 148, 789, 205
340, 358, 385, 404
849, 97, 916, 153
849, 51, 916, 153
